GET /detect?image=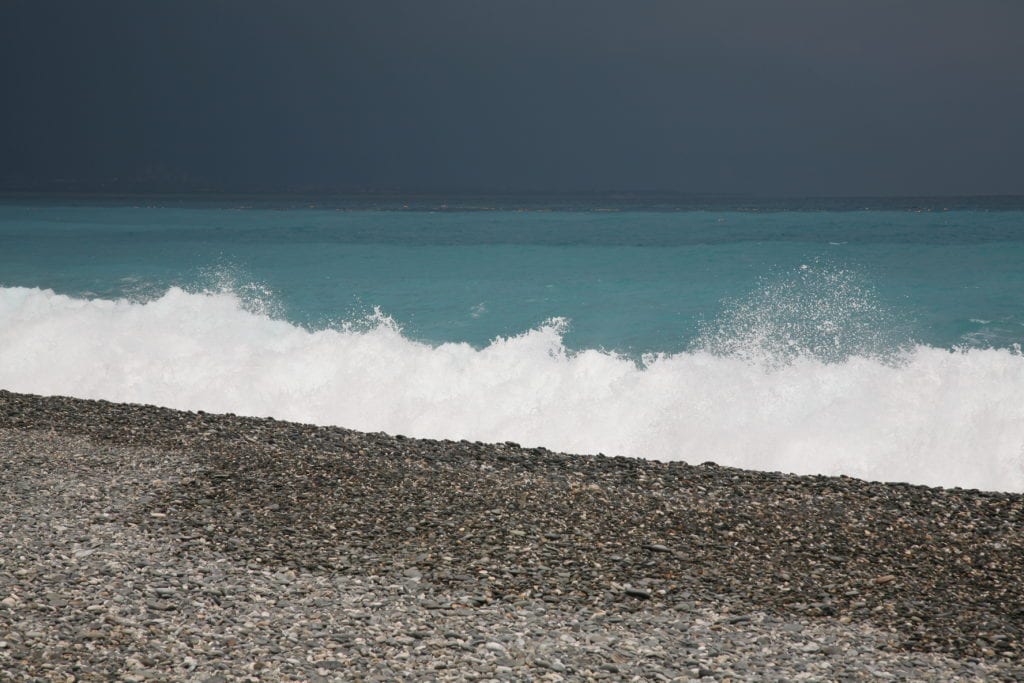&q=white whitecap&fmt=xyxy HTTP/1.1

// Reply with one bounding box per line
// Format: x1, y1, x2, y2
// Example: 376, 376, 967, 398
1, 286, 1023, 492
